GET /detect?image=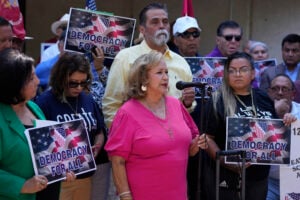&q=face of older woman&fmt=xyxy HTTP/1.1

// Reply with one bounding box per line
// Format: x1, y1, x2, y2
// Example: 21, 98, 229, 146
228, 58, 255, 95
21, 66, 40, 101
65, 71, 88, 97
250, 45, 268, 61
146, 60, 169, 96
